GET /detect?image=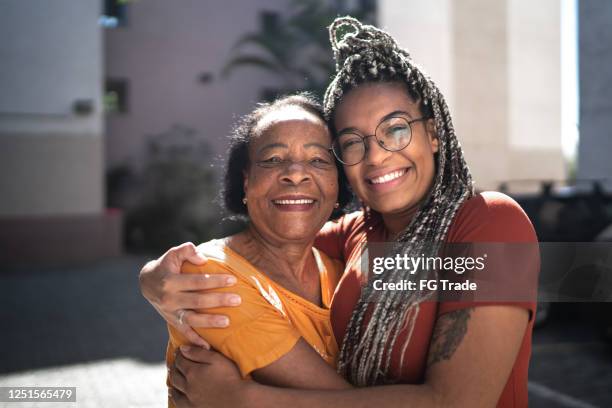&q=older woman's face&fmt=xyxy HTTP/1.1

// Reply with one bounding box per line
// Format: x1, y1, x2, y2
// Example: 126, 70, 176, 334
334, 82, 438, 215
244, 106, 338, 244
